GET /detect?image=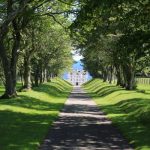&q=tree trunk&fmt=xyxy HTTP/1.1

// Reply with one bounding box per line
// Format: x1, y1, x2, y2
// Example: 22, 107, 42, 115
0, 31, 20, 98
23, 57, 31, 89
109, 66, 113, 84
20, 70, 24, 87
50, 73, 53, 81
116, 70, 122, 86
0, 48, 17, 98
126, 71, 136, 90
43, 69, 47, 83
40, 68, 43, 84
103, 71, 107, 82
34, 65, 39, 87
102, 66, 108, 82
0, 0, 34, 98
115, 65, 124, 86
123, 65, 136, 90
1, 64, 16, 98
47, 71, 51, 82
